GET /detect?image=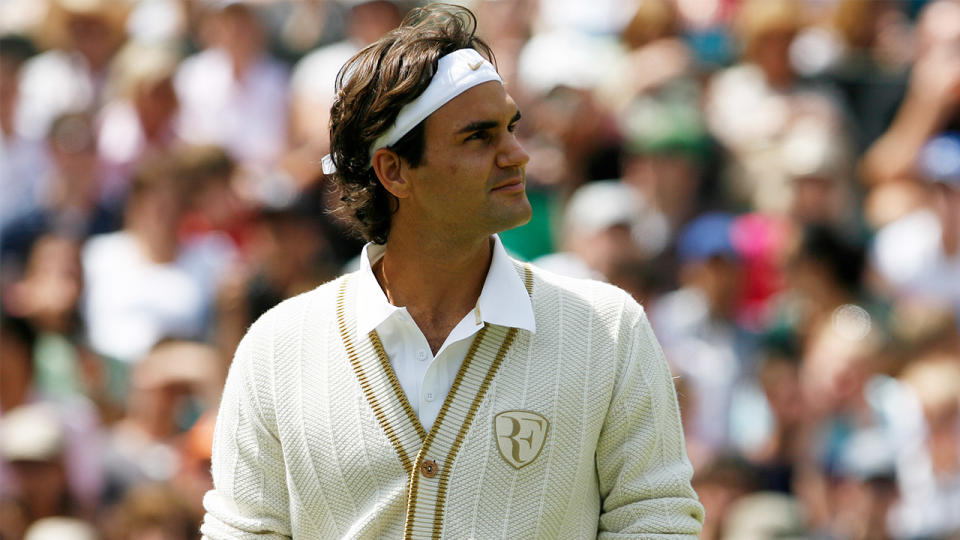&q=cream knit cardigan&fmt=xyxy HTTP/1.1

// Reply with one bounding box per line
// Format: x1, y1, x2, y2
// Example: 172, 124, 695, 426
201, 264, 704, 539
